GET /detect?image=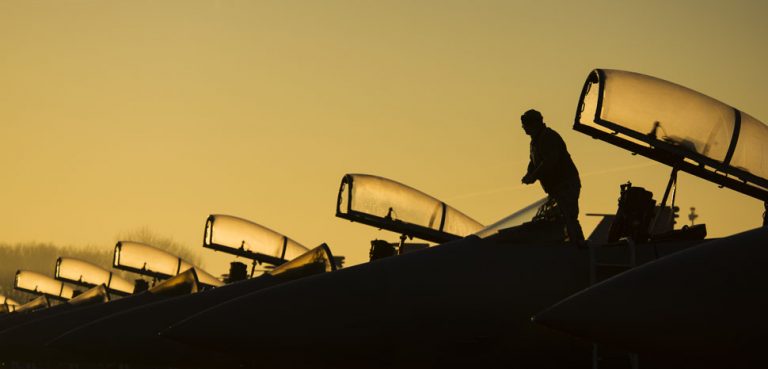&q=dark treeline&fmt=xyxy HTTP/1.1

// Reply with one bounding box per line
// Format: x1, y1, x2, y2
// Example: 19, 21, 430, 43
0, 228, 203, 304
